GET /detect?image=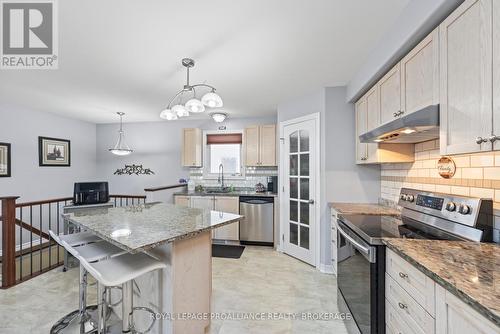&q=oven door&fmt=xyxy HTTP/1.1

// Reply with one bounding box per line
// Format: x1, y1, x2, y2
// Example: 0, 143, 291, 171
337, 220, 378, 334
